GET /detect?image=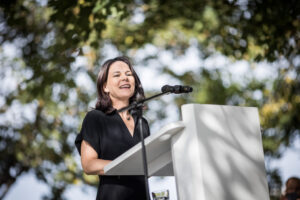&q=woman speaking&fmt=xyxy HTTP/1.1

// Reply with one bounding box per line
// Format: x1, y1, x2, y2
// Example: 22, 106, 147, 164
75, 56, 150, 200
